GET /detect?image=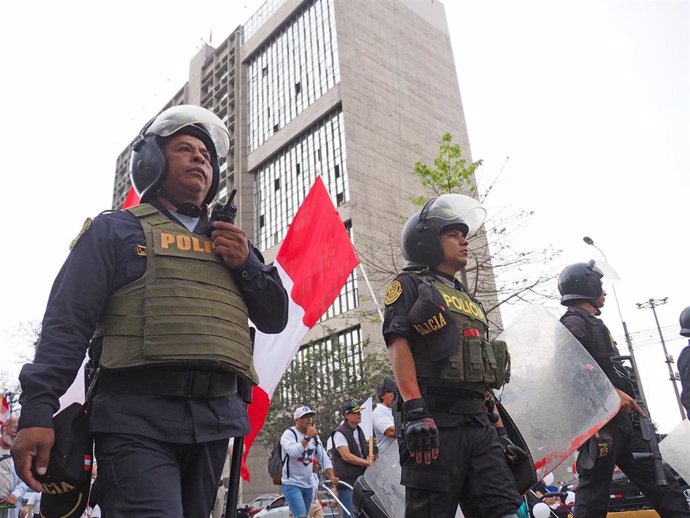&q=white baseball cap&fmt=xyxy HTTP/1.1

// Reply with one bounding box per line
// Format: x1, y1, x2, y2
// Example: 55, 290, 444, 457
293, 406, 315, 420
